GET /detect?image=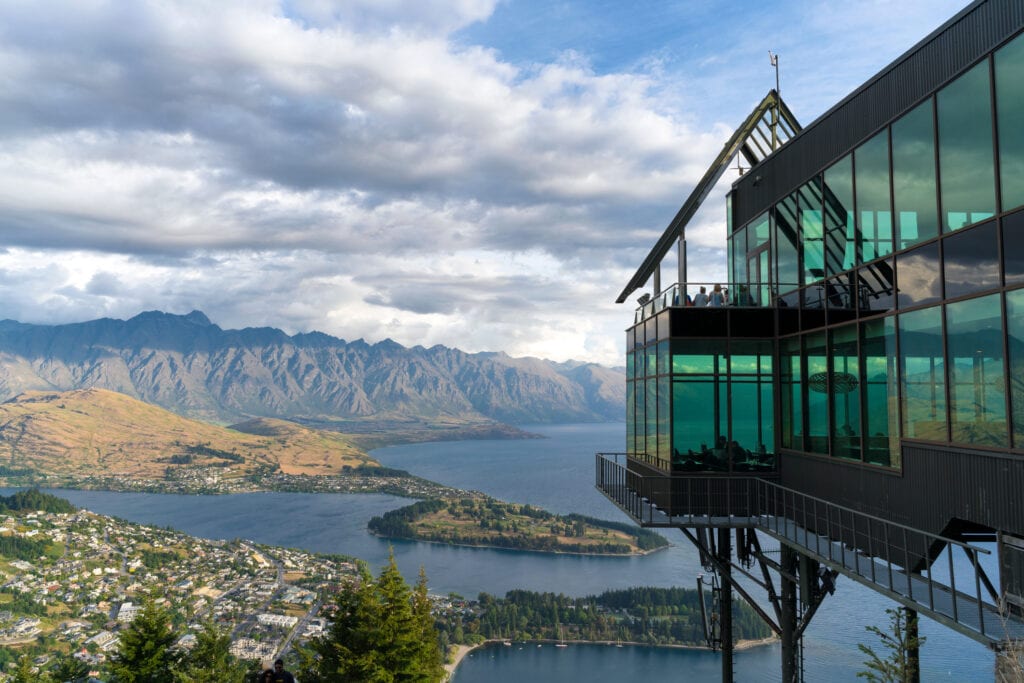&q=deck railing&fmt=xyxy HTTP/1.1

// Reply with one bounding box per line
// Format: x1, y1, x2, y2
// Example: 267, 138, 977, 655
595, 453, 1016, 644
